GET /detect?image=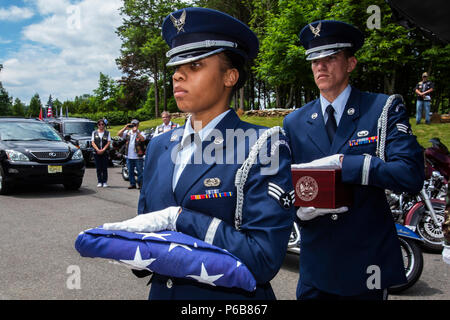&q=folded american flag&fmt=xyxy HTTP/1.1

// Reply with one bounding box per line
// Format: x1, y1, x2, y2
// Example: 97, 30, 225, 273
75, 228, 256, 292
